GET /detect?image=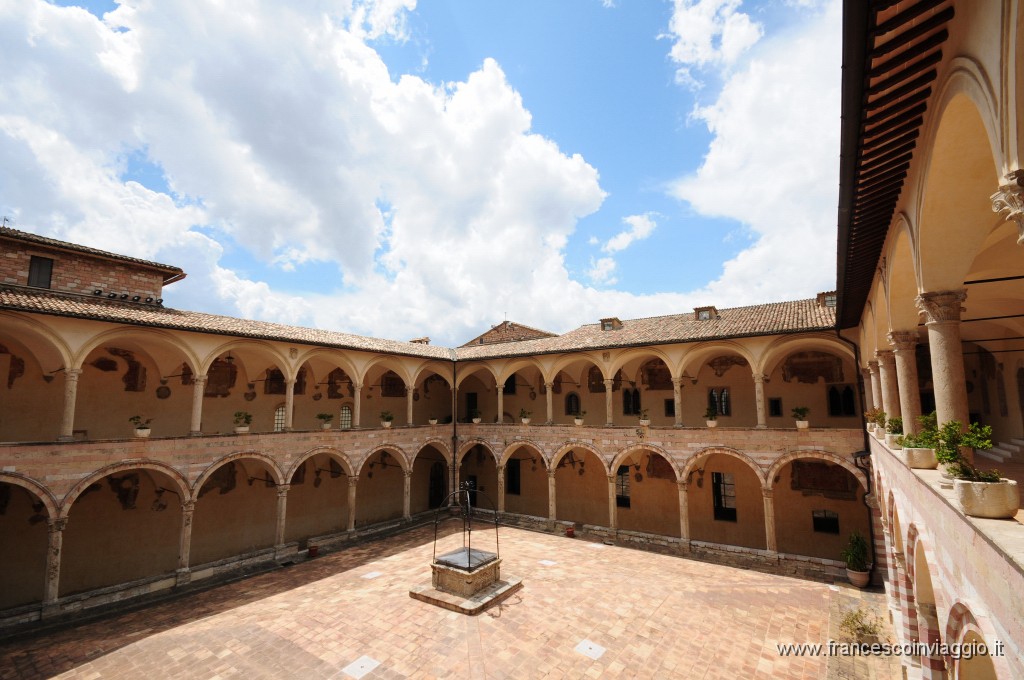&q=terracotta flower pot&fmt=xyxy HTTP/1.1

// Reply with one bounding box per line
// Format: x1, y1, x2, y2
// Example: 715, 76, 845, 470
847, 568, 870, 588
